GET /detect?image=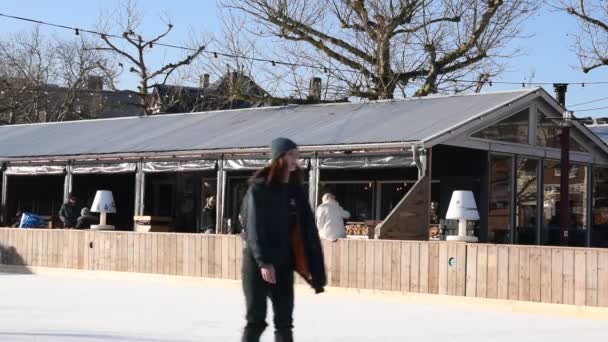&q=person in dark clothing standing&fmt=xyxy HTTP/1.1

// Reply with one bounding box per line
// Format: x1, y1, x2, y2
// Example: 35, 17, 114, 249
59, 192, 82, 228
201, 195, 217, 233
241, 137, 326, 342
